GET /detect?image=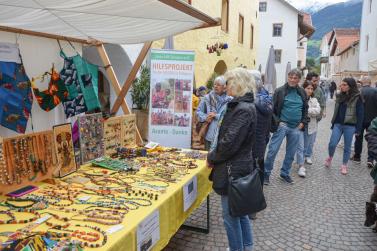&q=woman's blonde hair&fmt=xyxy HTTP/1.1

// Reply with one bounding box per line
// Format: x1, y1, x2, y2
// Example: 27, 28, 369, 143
224, 68, 256, 97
